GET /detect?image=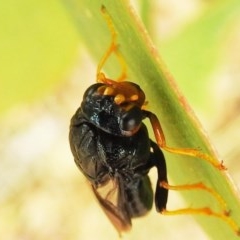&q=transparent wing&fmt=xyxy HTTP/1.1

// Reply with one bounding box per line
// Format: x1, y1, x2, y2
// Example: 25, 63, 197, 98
92, 176, 132, 233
